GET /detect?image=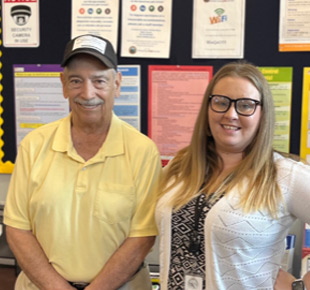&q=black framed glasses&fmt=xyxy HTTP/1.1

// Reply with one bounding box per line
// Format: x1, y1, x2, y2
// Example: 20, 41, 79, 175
209, 95, 262, 116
